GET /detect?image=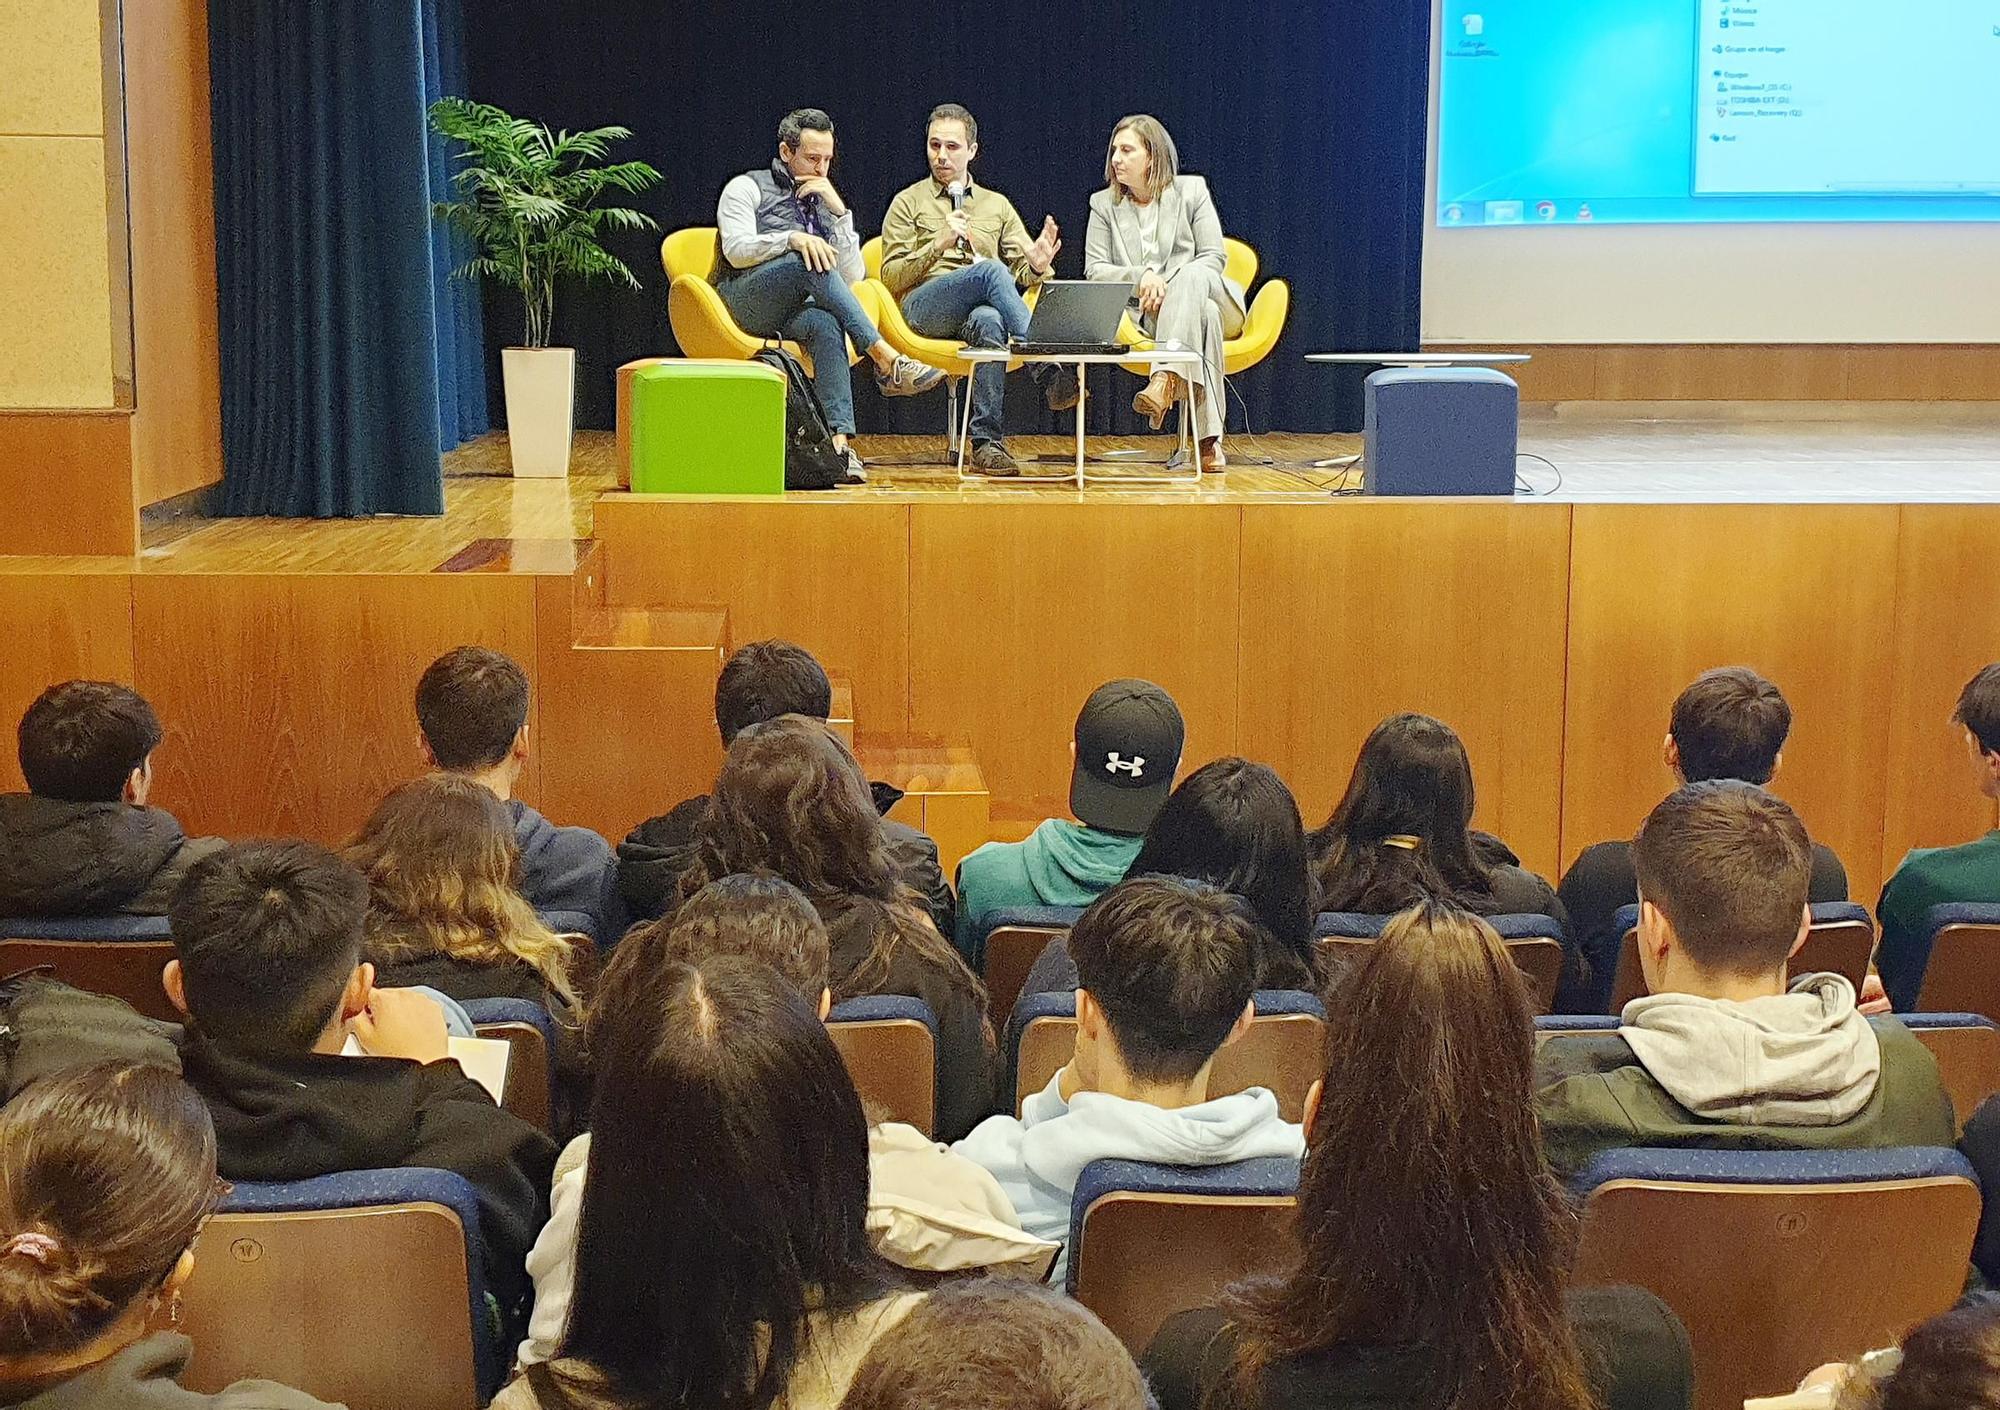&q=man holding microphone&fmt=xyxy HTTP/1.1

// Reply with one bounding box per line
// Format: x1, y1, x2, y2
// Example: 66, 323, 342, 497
879, 103, 1072, 476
